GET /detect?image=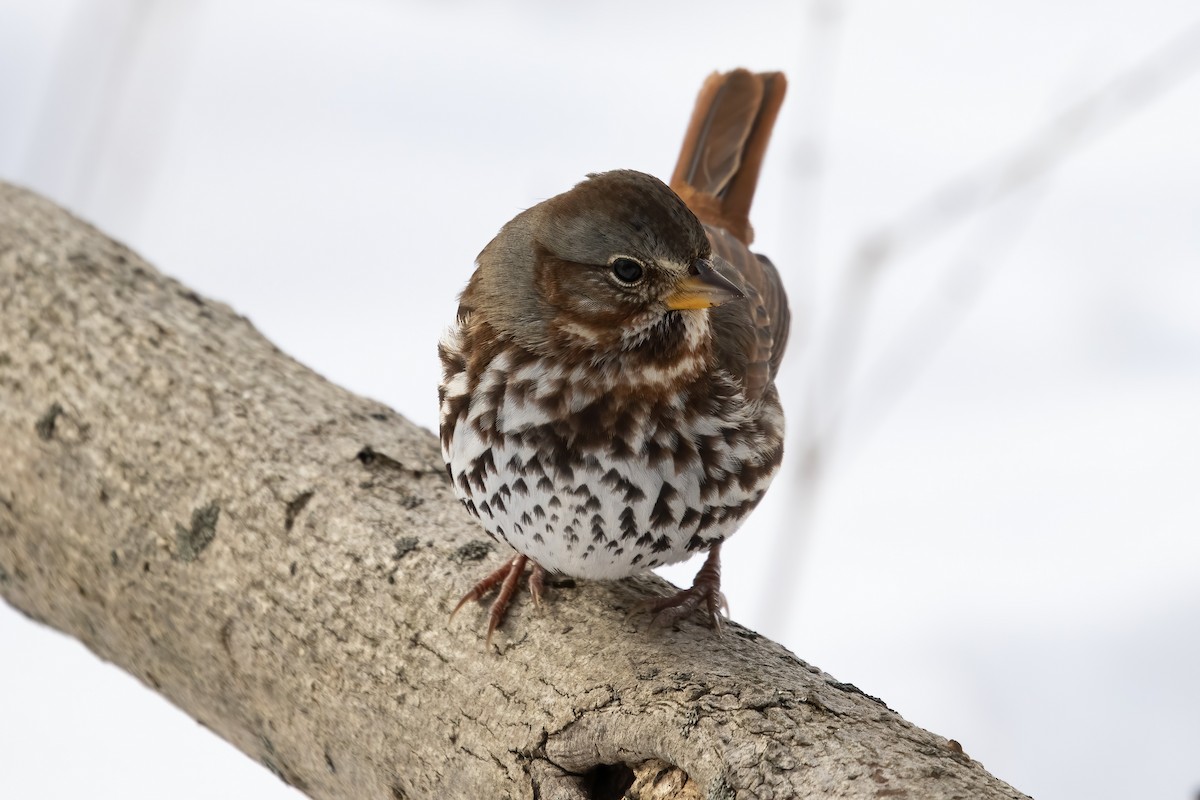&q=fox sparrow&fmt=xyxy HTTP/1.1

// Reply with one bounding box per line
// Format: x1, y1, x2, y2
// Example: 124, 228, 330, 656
440, 69, 790, 643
